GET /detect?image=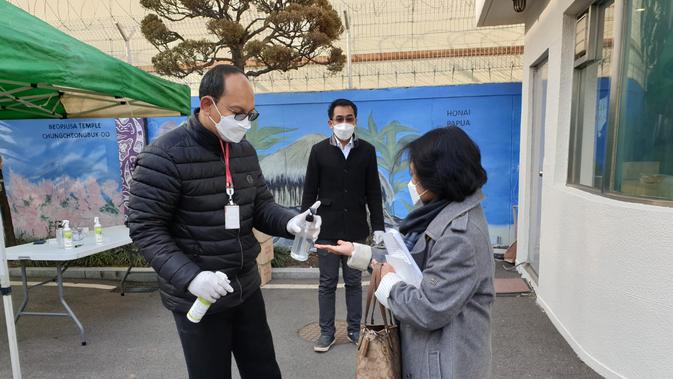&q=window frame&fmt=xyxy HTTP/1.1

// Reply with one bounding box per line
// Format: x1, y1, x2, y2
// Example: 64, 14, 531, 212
567, 1, 610, 191
567, 0, 673, 207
